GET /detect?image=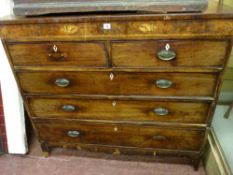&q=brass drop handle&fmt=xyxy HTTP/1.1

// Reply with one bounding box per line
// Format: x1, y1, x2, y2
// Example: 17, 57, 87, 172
62, 105, 76, 112
157, 43, 176, 61
48, 53, 65, 61
155, 79, 173, 89
154, 107, 169, 116
67, 130, 80, 138
55, 78, 70, 87
48, 44, 65, 61
152, 135, 167, 141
